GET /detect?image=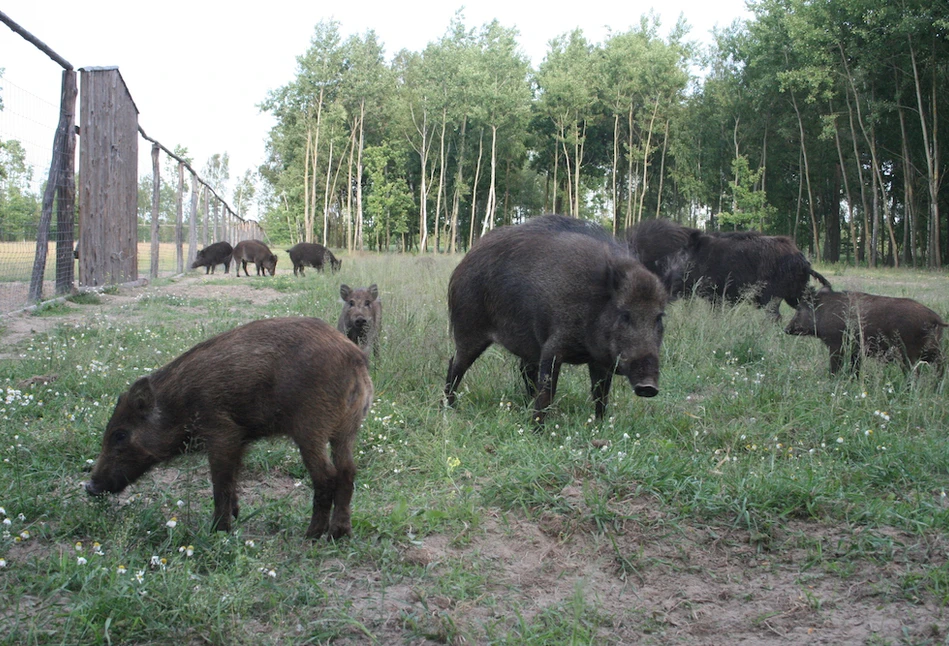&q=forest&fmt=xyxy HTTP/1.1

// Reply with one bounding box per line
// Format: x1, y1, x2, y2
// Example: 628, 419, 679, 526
255, 0, 947, 267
